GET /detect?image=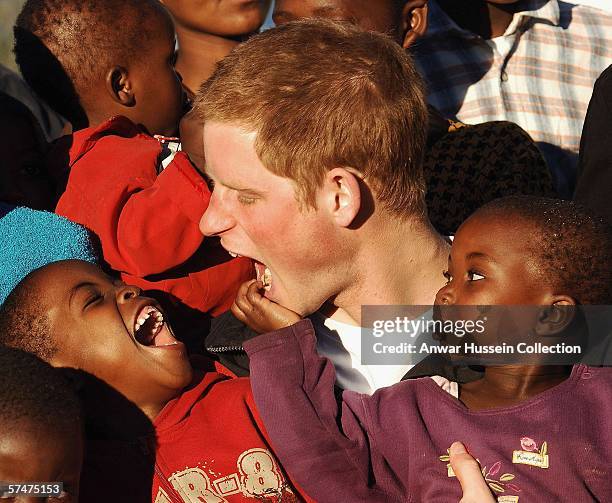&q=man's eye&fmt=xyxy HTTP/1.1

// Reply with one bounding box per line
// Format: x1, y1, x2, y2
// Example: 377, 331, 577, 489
237, 195, 257, 205
467, 271, 485, 281
442, 270, 452, 284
